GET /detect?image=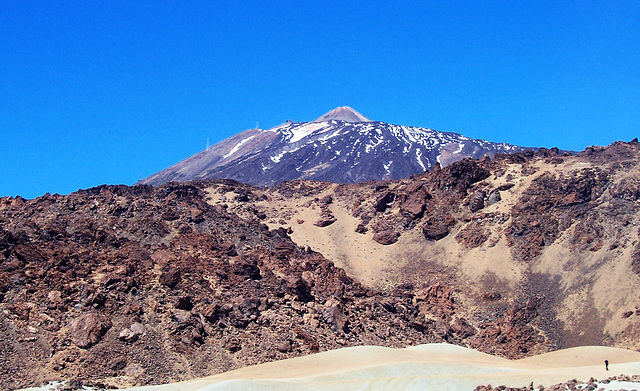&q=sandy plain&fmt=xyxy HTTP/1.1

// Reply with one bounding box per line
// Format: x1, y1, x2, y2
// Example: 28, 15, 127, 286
23, 344, 640, 391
